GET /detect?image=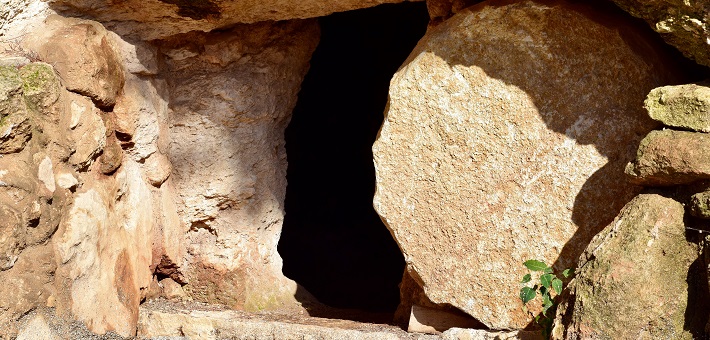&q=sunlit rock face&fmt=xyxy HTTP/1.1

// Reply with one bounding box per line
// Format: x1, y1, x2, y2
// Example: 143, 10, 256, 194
373, 0, 679, 329
159, 21, 320, 311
